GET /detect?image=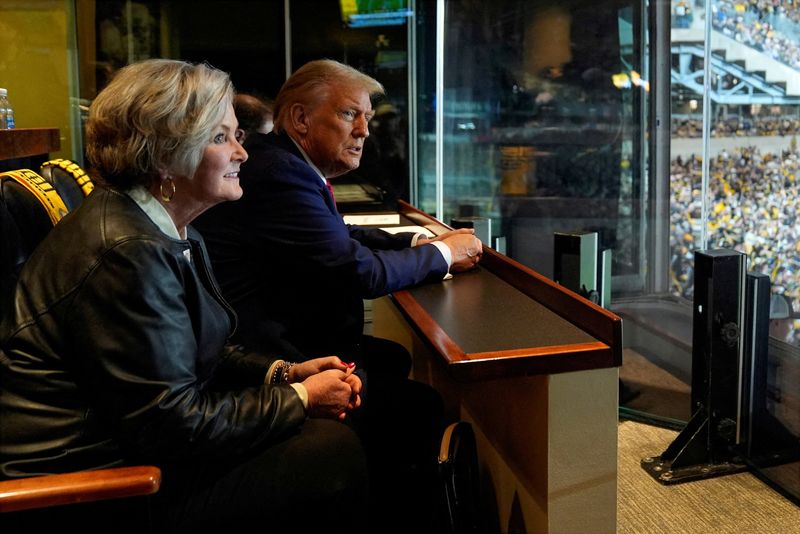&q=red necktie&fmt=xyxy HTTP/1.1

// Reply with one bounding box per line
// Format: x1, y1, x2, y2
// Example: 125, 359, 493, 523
325, 180, 336, 203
